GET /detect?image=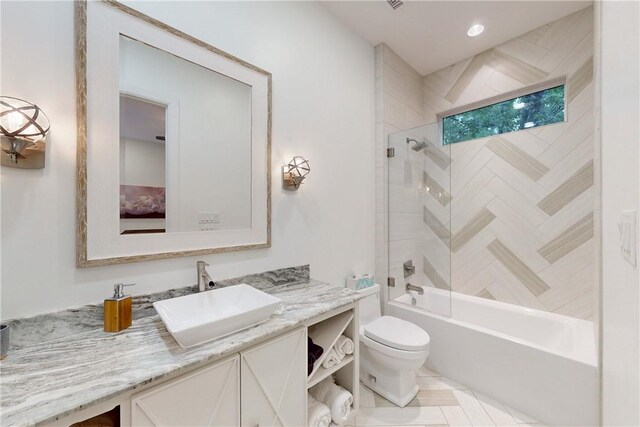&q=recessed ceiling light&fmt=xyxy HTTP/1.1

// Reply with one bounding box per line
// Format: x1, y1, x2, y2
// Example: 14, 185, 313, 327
467, 24, 485, 37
